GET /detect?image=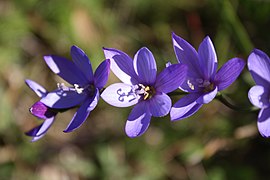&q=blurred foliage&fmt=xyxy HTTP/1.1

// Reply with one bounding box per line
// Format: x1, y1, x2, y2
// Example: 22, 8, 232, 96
0, 0, 270, 179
